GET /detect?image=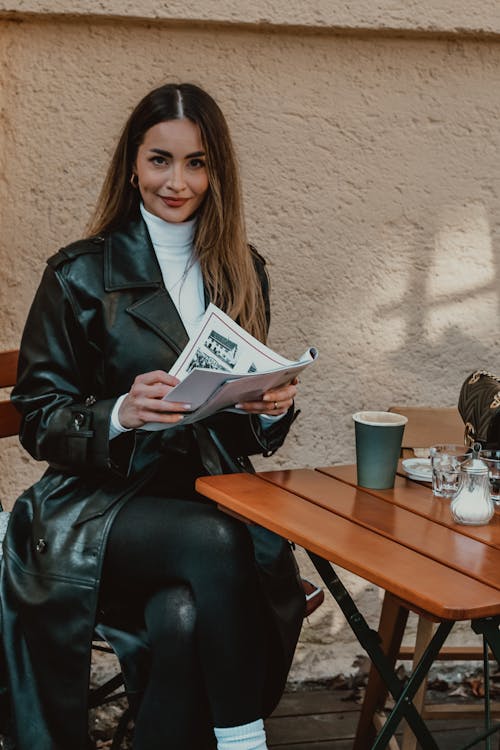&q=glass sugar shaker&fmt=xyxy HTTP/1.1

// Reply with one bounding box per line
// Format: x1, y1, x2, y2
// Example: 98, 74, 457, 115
450, 443, 494, 526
